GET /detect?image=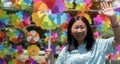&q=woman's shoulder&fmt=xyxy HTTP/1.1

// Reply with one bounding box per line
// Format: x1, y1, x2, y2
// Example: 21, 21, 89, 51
94, 37, 114, 46
95, 37, 114, 42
